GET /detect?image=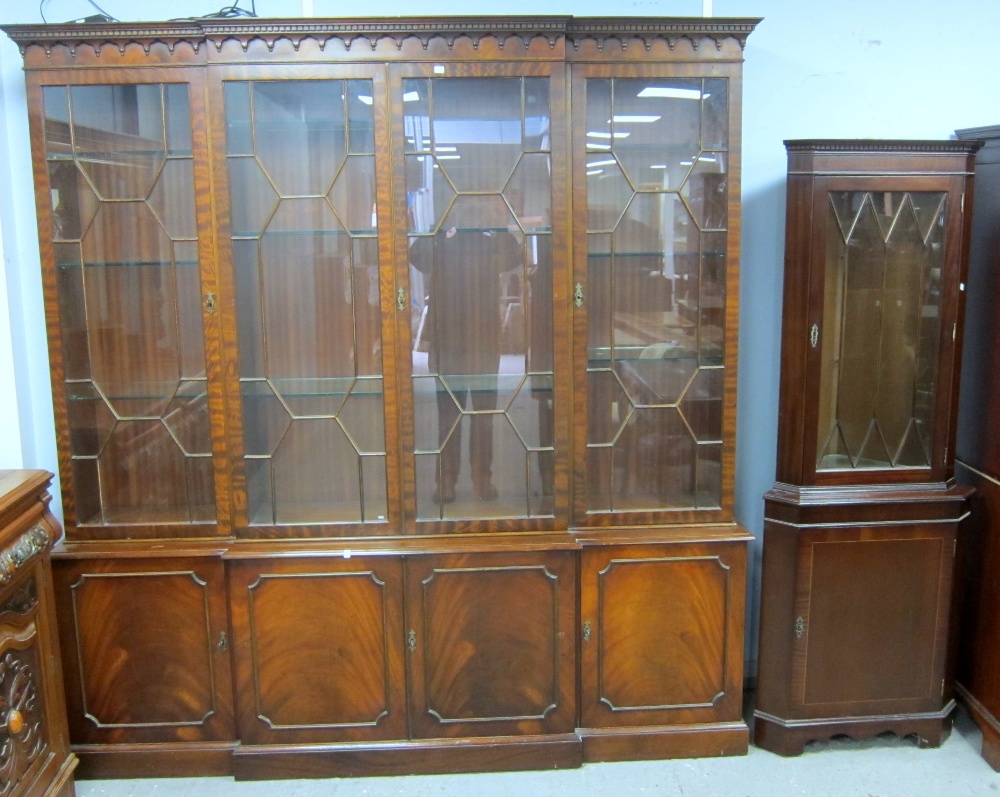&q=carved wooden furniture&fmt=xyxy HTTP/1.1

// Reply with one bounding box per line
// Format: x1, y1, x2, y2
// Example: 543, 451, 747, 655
0, 470, 76, 796
954, 125, 1000, 770
3, 16, 758, 779
754, 140, 981, 756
